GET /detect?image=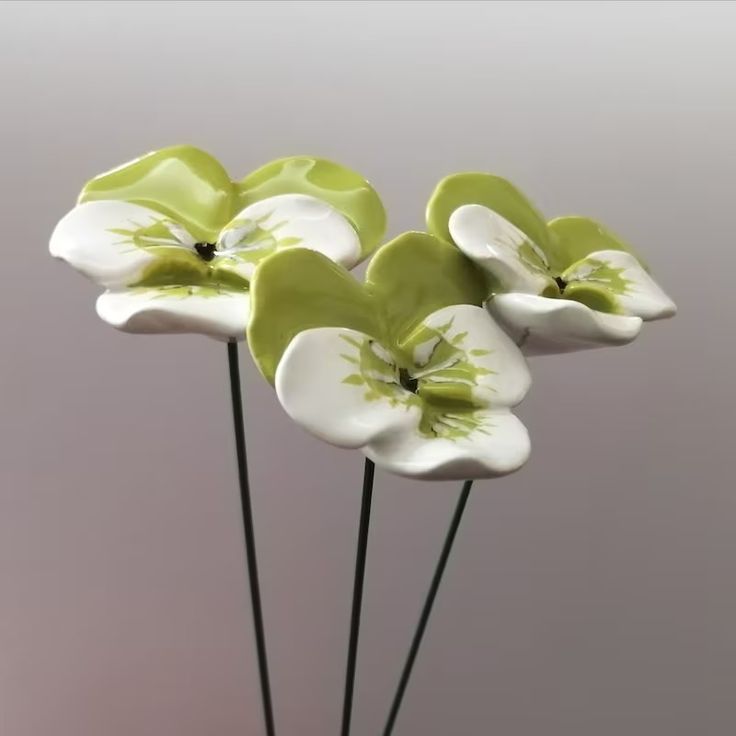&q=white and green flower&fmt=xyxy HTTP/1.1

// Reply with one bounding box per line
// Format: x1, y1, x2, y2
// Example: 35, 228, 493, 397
247, 232, 531, 480
427, 173, 676, 354
50, 146, 386, 340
